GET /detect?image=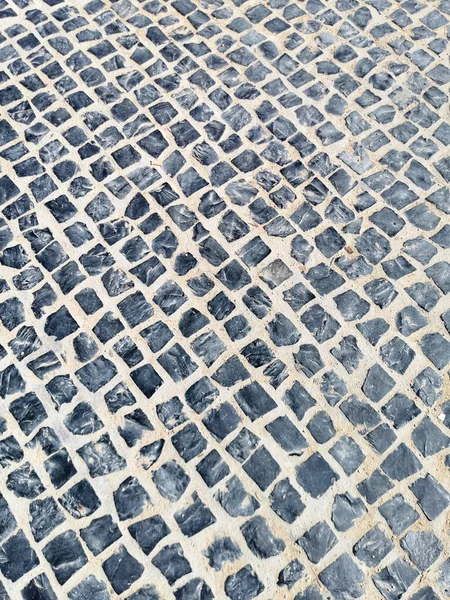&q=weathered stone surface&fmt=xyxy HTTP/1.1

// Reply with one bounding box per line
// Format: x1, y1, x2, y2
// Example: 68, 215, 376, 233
103, 545, 144, 594
43, 531, 88, 585
277, 559, 304, 590
353, 525, 394, 567
410, 475, 450, 520
296, 453, 339, 498
152, 544, 191, 586
225, 565, 264, 600
241, 515, 285, 558
381, 443, 422, 481
373, 559, 418, 600
0, 530, 39, 582
299, 521, 337, 564
1, 1, 449, 596
319, 554, 364, 599
332, 493, 366, 532
401, 531, 443, 571
379, 494, 419, 535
